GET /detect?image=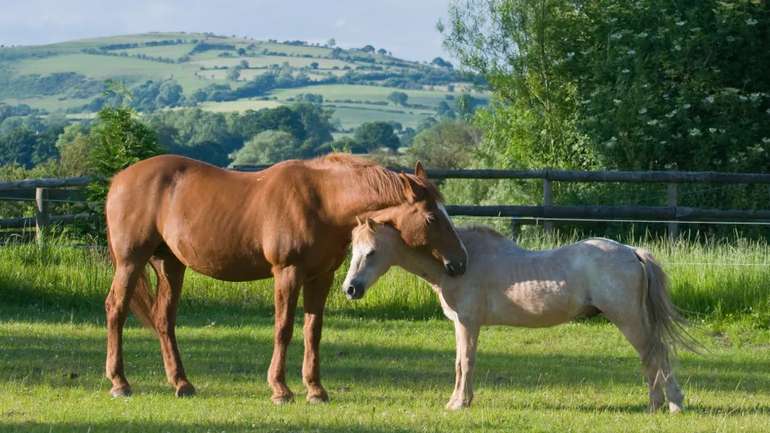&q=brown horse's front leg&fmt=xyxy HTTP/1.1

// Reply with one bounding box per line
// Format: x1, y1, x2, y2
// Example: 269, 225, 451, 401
268, 265, 302, 404
105, 262, 143, 397
302, 271, 334, 403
